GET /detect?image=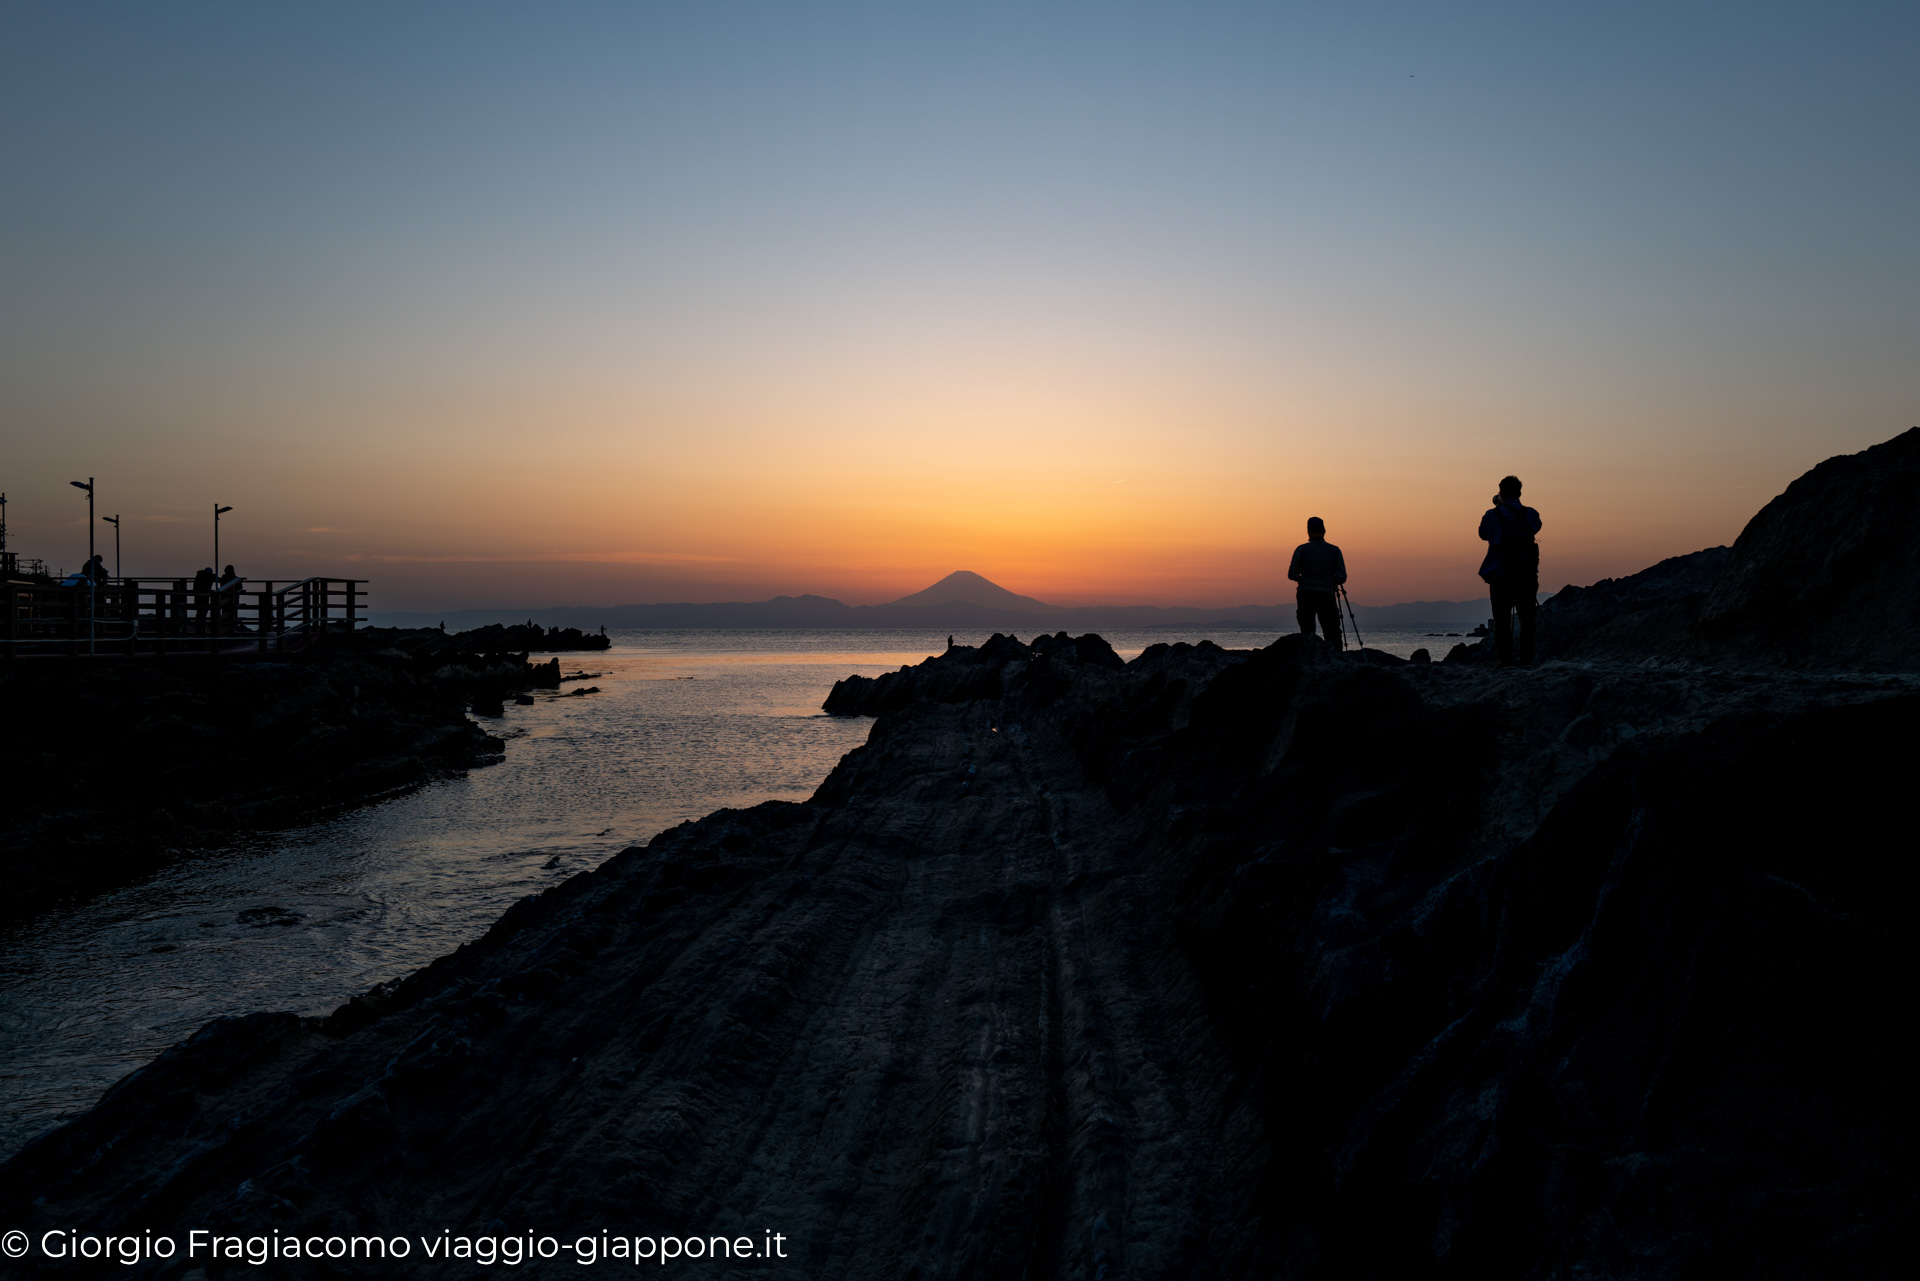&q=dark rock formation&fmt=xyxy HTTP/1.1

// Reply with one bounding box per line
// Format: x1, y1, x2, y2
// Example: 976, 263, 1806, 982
1538, 427, 1920, 670
443, 623, 611, 653
1694, 426, 1920, 669
1538, 546, 1731, 660
6, 630, 1913, 1278
345, 624, 607, 656
0, 634, 560, 920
